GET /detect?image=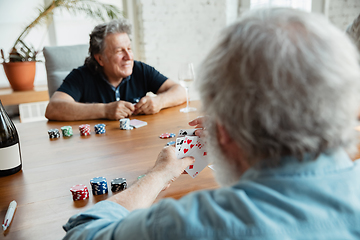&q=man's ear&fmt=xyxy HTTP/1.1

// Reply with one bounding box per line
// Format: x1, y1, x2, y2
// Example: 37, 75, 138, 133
94, 54, 104, 67
216, 121, 250, 173
216, 122, 232, 146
